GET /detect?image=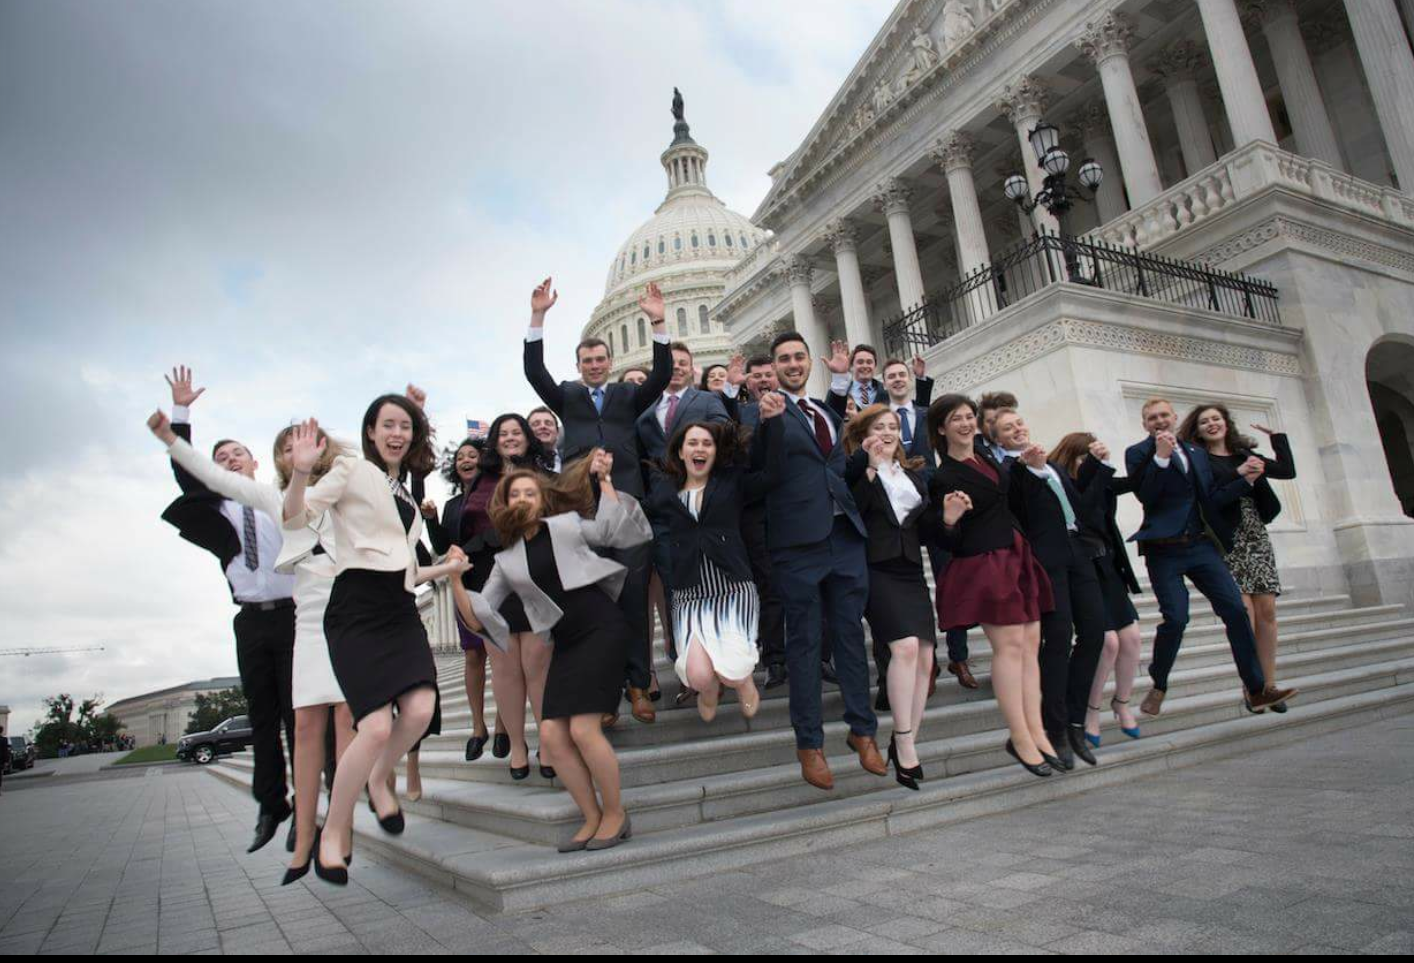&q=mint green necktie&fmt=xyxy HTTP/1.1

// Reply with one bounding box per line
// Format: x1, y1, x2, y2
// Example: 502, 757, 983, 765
1044, 469, 1077, 530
